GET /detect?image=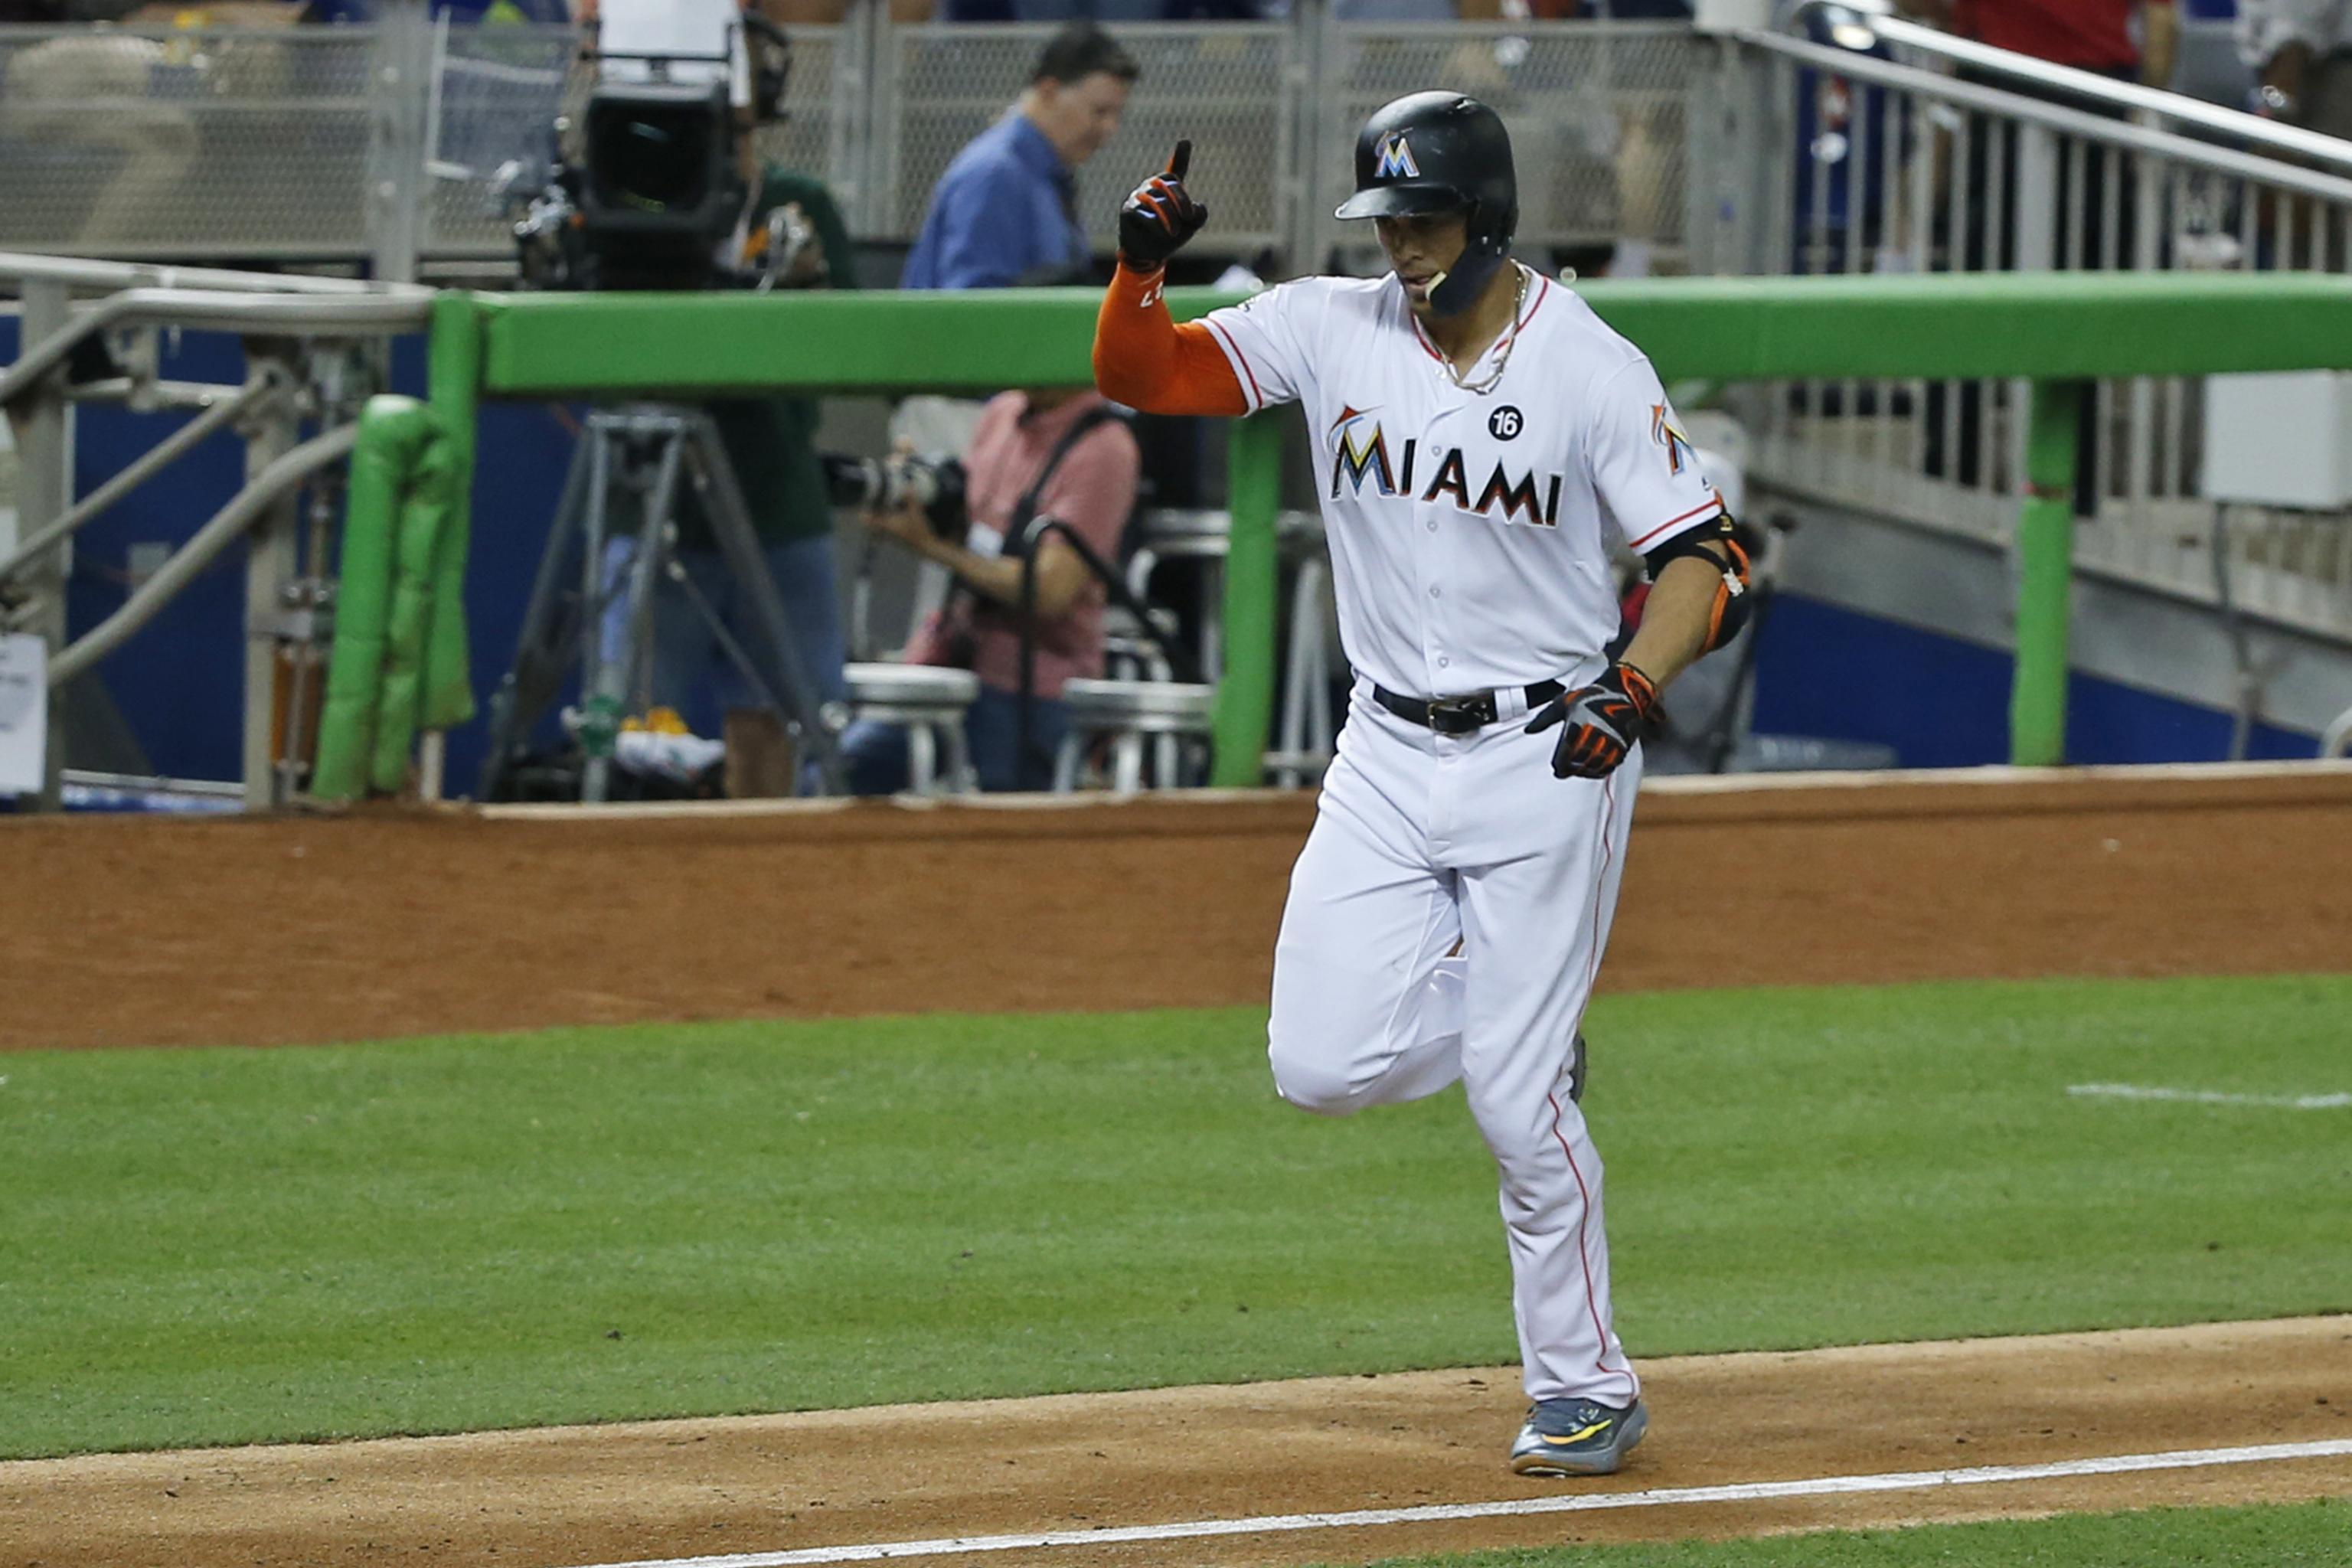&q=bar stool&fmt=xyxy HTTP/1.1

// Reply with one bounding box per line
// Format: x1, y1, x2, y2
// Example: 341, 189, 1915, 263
1269, 511, 1335, 788
842, 663, 978, 795
1126, 508, 1230, 684
1052, 678, 1217, 794
1100, 603, 1187, 781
